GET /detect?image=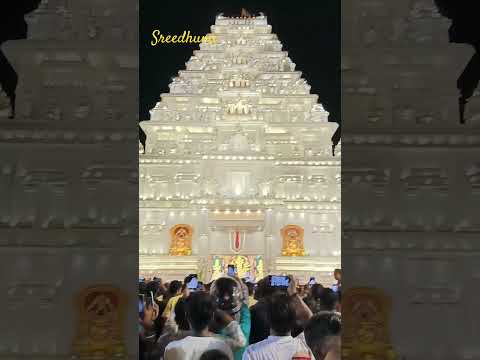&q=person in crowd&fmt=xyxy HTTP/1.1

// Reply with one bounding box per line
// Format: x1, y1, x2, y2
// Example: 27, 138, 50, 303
287, 278, 313, 338
161, 276, 192, 320
159, 280, 182, 312
304, 284, 324, 314
144, 280, 168, 338
249, 275, 312, 345
164, 291, 246, 360
154, 298, 192, 359
333, 269, 341, 291
139, 273, 338, 360
318, 288, 338, 312
139, 289, 160, 360
211, 276, 251, 360
296, 284, 307, 300
153, 280, 183, 337
200, 349, 231, 360
249, 277, 275, 344
242, 293, 313, 360
303, 312, 341, 360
